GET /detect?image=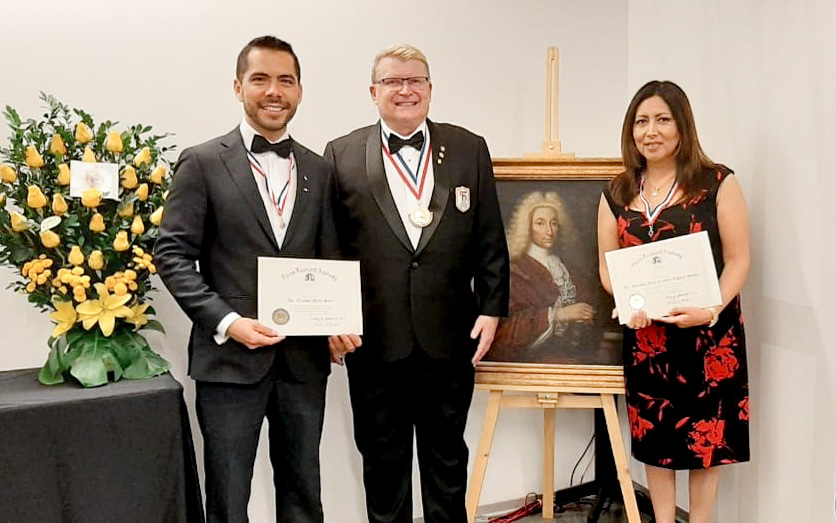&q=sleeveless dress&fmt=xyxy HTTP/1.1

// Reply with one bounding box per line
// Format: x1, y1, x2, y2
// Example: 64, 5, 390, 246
604, 165, 750, 469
